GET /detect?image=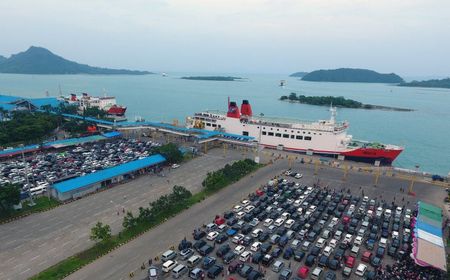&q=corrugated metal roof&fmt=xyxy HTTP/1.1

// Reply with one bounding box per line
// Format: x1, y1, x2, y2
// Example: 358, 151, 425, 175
103, 131, 121, 138
53, 154, 166, 193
